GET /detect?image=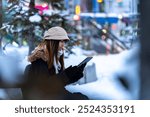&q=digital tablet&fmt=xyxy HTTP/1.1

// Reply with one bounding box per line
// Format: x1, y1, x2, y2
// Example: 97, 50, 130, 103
77, 57, 93, 67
